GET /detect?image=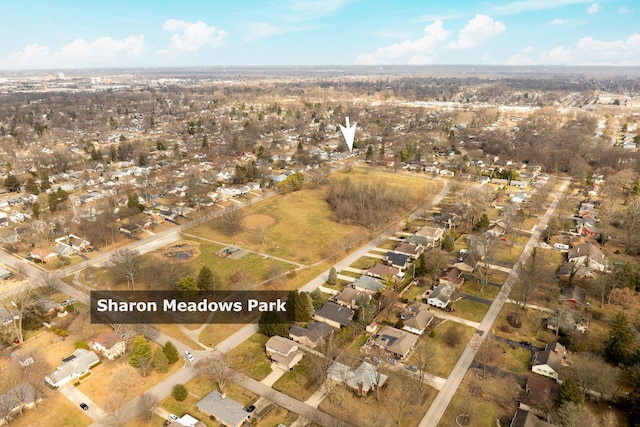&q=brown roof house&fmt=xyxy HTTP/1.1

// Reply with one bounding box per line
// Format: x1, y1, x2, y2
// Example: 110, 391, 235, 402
394, 242, 423, 259
373, 325, 419, 359
509, 409, 556, 427
92, 332, 126, 360
29, 248, 58, 263
558, 285, 587, 307
400, 302, 434, 335
568, 243, 606, 272
438, 267, 464, 287
366, 264, 401, 280
327, 361, 388, 397
333, 287, 371, 310
288, 322, 333, 348
518, 375, 558, 417
414, 225, 445, 247
313, 302, 354, 329
531, 342, 566, 382
265, 336, 303, 371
